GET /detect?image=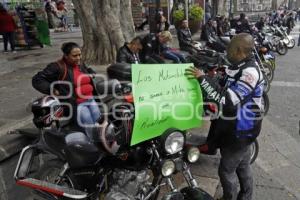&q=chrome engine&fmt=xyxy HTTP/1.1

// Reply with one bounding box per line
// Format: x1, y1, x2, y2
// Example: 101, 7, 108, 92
105, 169, 151, 200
